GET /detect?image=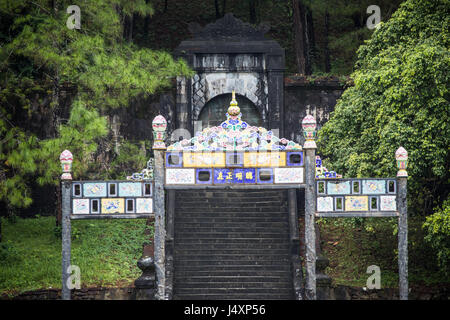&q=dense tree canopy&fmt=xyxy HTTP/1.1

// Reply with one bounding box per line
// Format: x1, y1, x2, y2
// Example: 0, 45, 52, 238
318, 0, 449, 215
0, 0, 192, 216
